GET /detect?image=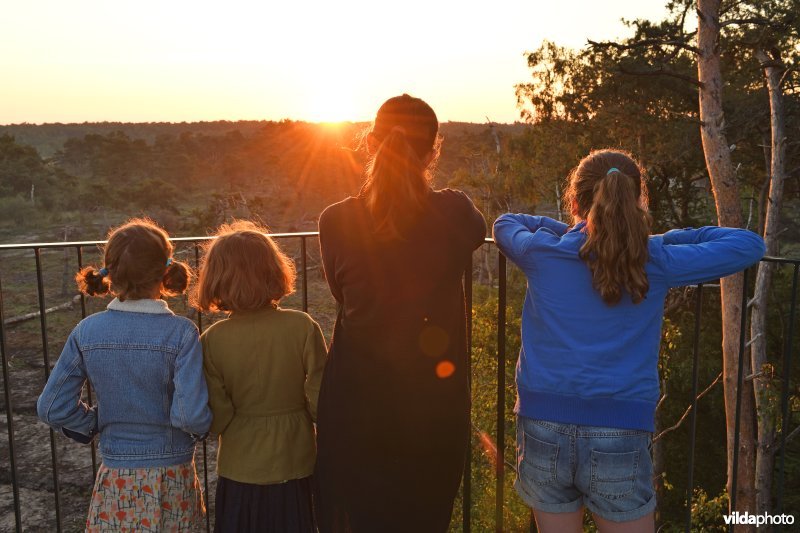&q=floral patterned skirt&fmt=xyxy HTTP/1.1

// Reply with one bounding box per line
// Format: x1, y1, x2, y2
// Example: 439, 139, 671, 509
86, 461, 205, 532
